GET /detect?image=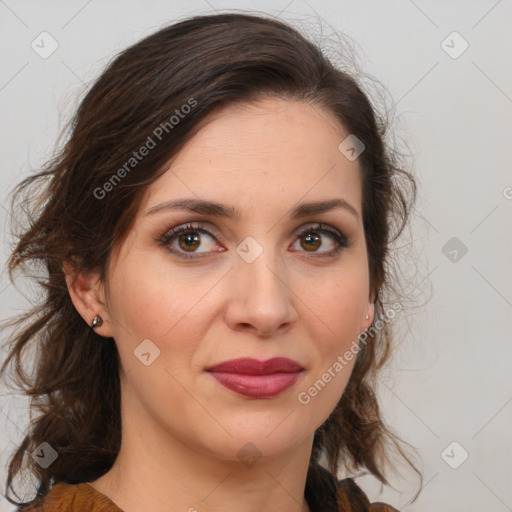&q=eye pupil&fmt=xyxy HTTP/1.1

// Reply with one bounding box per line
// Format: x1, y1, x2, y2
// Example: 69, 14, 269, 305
179, 232, 200, 251
301, 232, 321, 251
